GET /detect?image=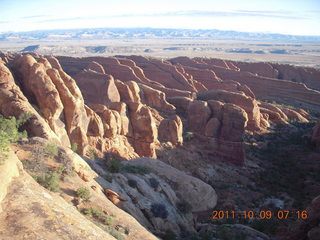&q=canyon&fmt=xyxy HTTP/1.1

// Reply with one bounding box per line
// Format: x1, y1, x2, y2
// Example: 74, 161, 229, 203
0, 51, 319, 240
